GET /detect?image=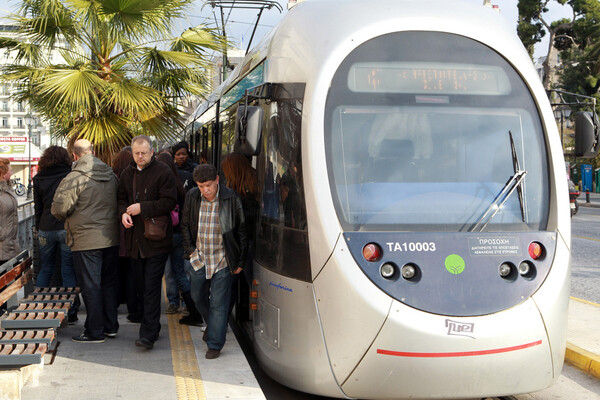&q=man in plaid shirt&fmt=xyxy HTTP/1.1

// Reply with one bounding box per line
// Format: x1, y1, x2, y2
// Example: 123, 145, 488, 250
181, 164, 247, 359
